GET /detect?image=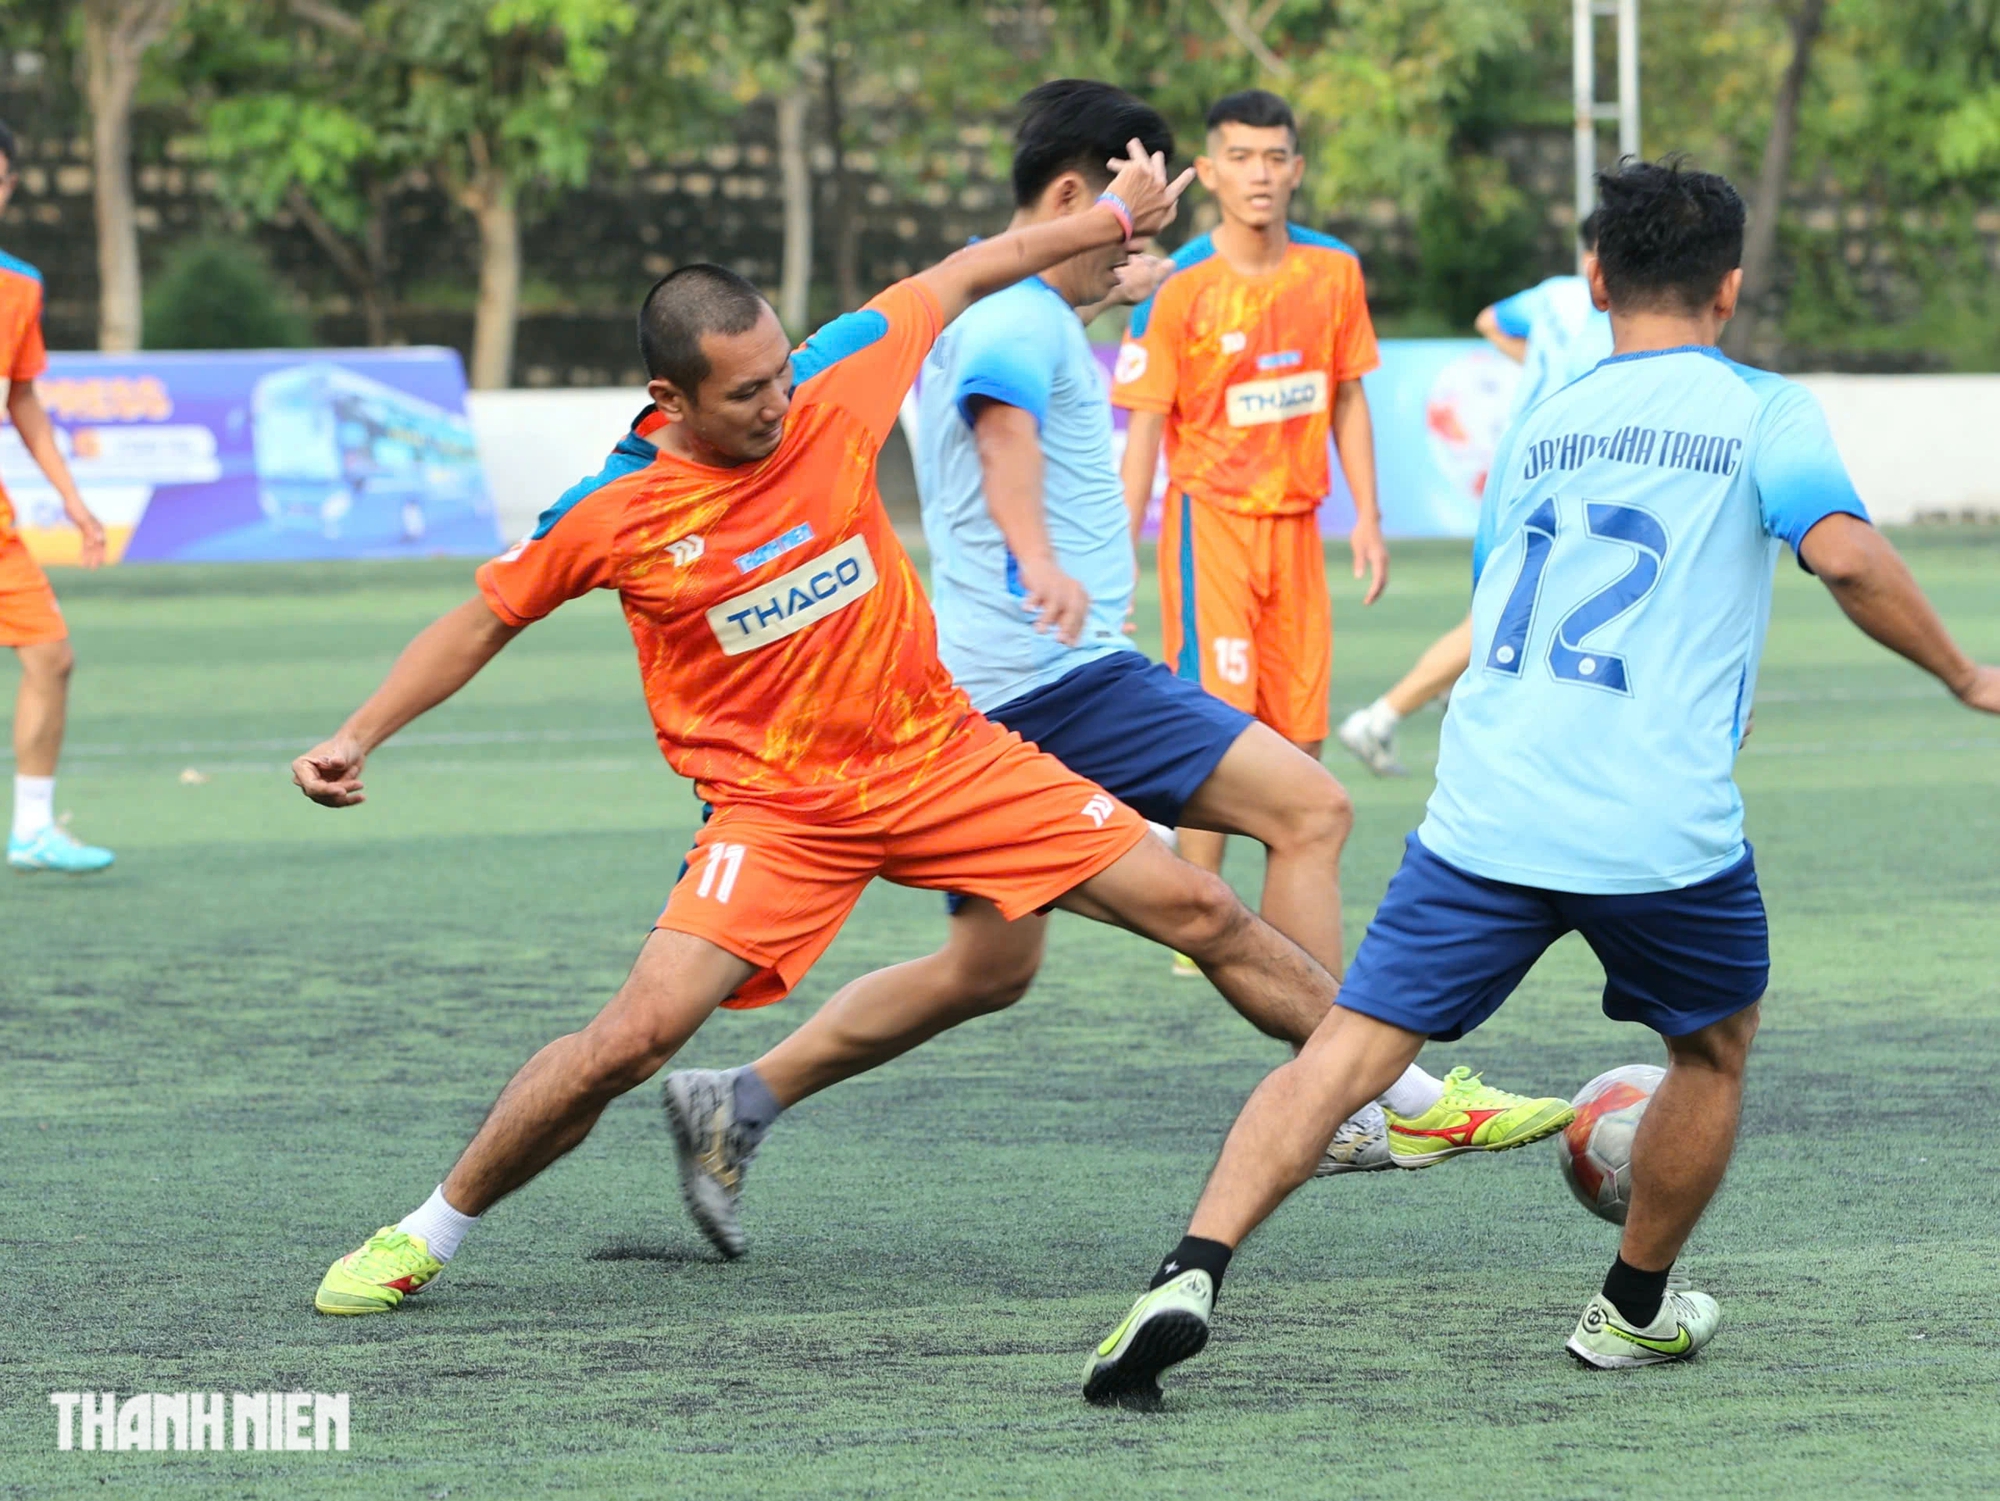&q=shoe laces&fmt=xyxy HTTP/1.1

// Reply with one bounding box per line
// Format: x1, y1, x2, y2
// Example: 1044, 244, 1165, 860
1439, 1065, 1513, 1108
349, 1229, 431, 1277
